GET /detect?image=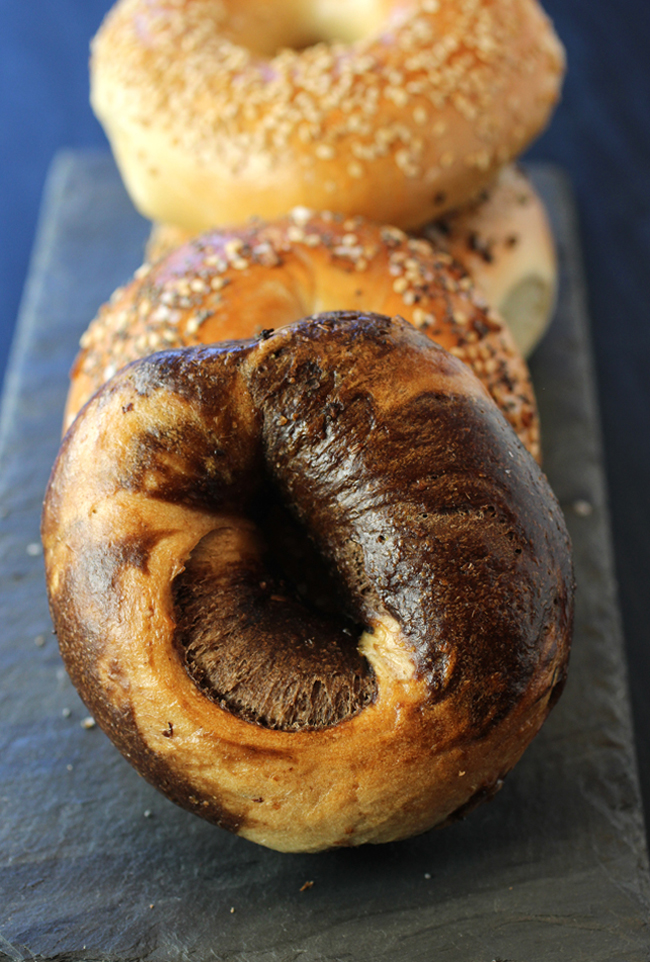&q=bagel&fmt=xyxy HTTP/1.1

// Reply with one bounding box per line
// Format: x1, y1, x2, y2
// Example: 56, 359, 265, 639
90, 0, 565, 232
43, 311, 574, 853
144, 165, 558, 359
422, 164, 557, 357
66, 209, 540, 460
